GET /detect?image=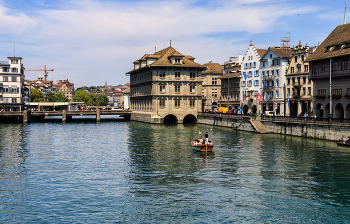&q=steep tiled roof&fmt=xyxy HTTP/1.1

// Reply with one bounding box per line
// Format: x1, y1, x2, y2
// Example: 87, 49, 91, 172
203, 62, 223, 73
219, 72, 241, 79
306, 23, 350, 62
256, 49, 268, 58
128, 46, 205, 73
270, 47, 293, 58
